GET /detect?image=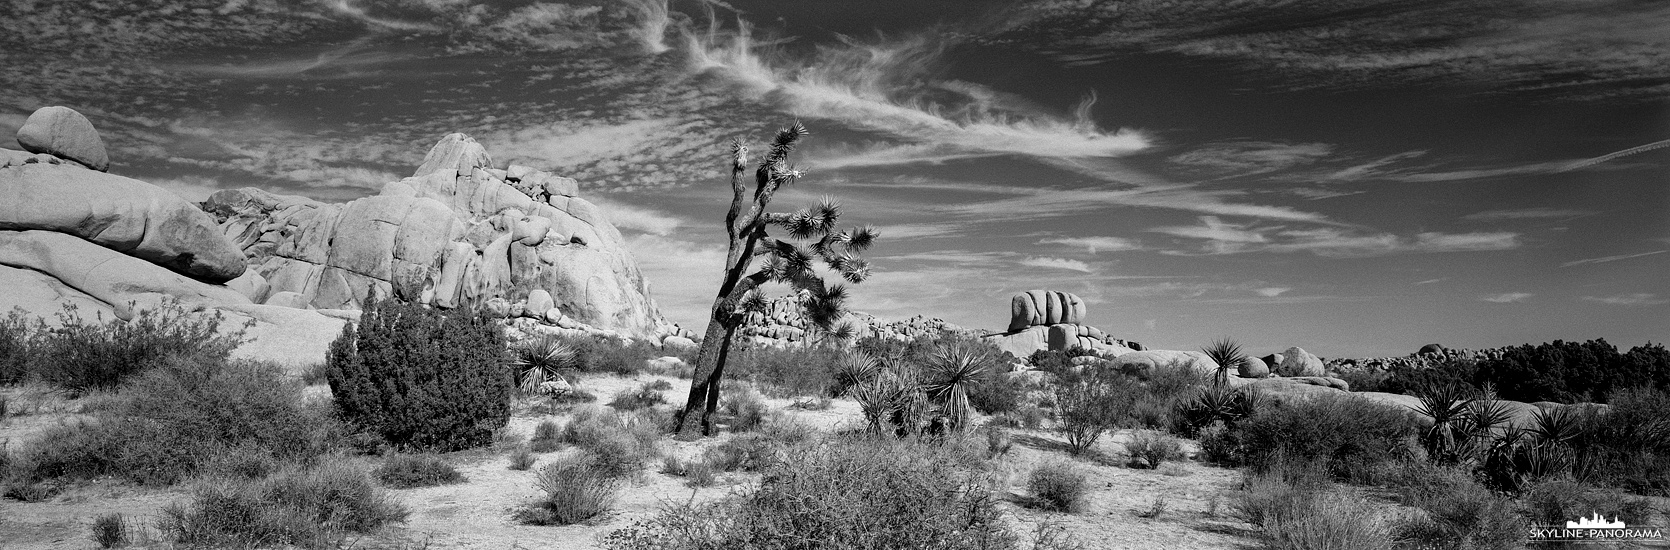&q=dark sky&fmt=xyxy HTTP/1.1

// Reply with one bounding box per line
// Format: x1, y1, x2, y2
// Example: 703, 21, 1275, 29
3, 0, 1666, 356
